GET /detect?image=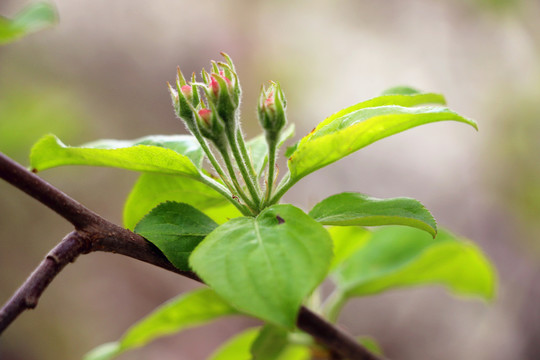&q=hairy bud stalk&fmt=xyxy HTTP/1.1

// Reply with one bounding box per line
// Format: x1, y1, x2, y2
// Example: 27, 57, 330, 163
258, 82, 288, 204
169, 54, 261, 213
